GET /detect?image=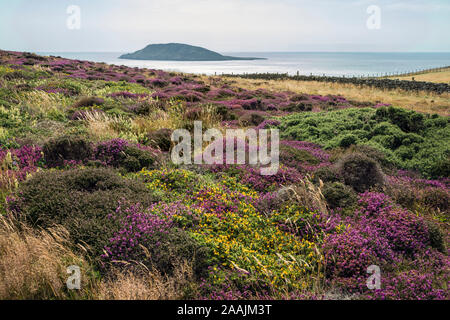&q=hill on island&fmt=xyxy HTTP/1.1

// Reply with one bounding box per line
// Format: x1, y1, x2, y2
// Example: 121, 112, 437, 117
119, 43, 266, 61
